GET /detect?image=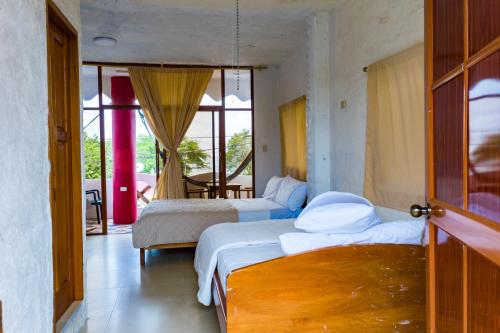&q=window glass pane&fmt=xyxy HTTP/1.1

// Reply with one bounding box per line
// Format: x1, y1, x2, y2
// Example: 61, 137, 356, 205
182, 112, 217, 198
201, 70, 222, 106
102, 67, 139, 106
225, 110, 253, 198
83, 66, 98, 108
225, 69, 251, 109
